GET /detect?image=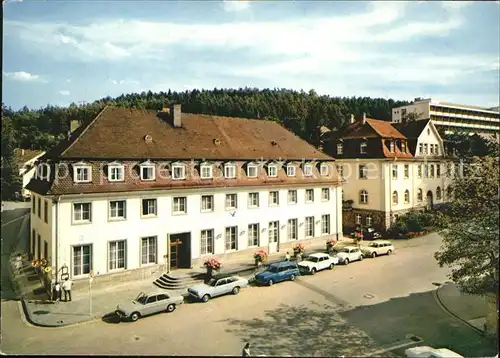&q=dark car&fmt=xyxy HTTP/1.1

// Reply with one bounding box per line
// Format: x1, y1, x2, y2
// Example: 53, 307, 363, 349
254, 261, 301, 286
350, 227, 382, 240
